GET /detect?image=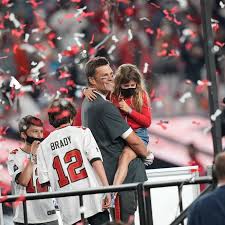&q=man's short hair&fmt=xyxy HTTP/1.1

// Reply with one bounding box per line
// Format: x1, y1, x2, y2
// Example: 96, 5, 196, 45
48, 98, 76, 128
85, 57, 109, 85
18, 115, 43, 134
215, 152, 225, 180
